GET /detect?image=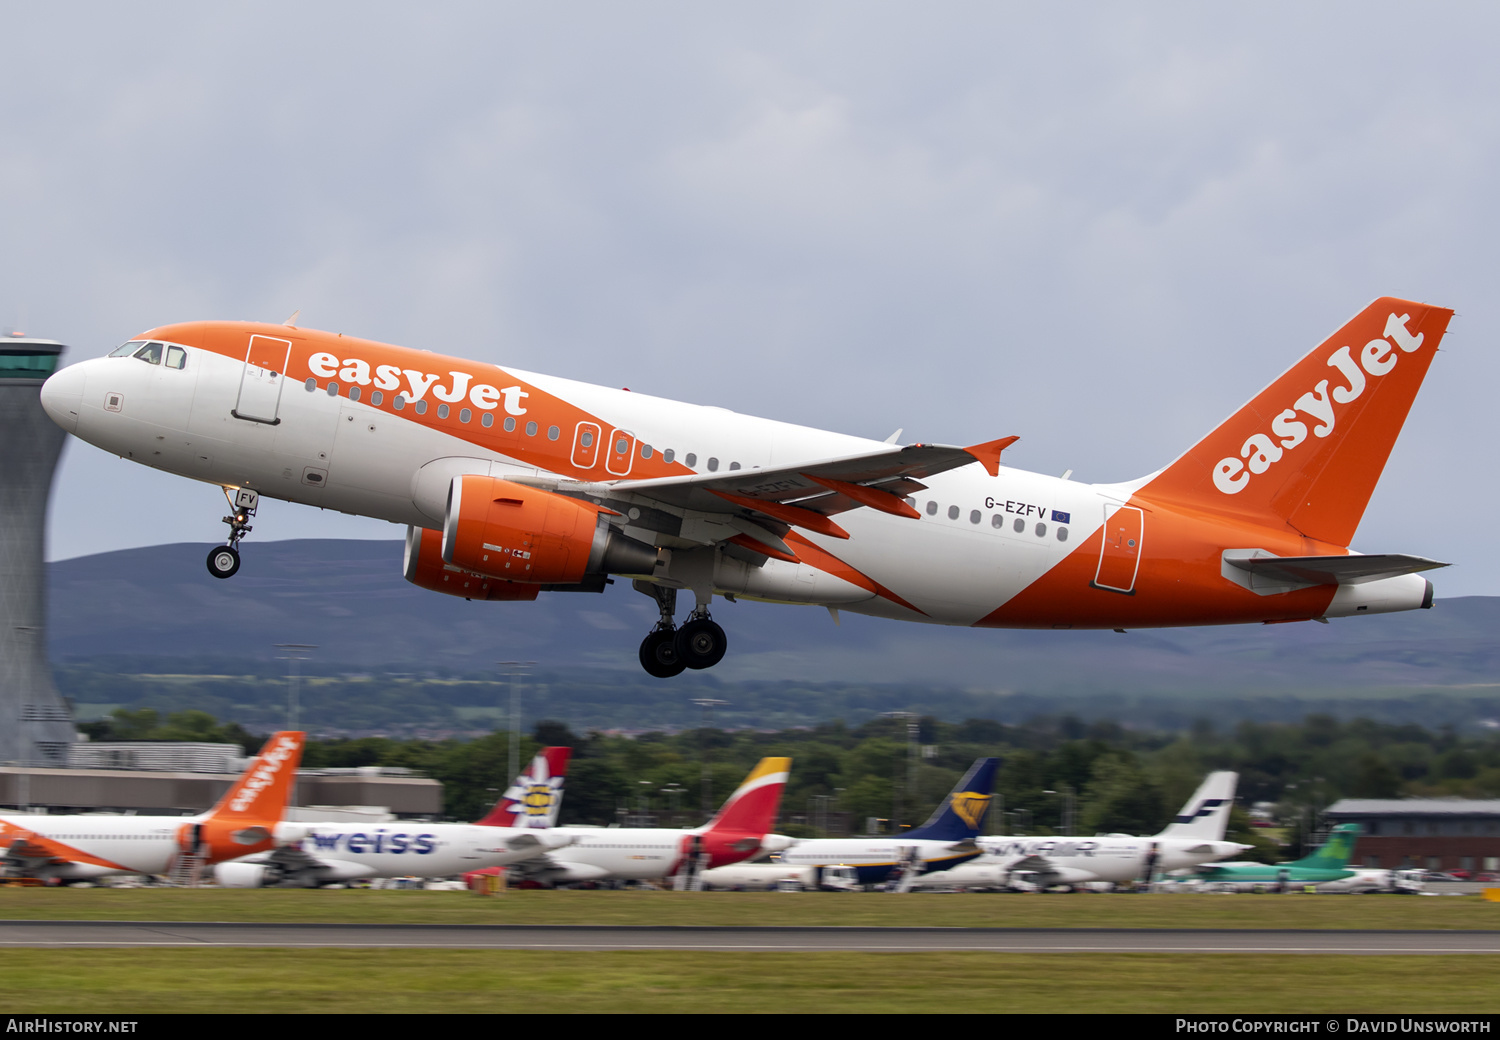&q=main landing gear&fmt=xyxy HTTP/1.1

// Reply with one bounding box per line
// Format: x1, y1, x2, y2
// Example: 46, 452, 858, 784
207, 487, 259, 580
634, 581, 729, 678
